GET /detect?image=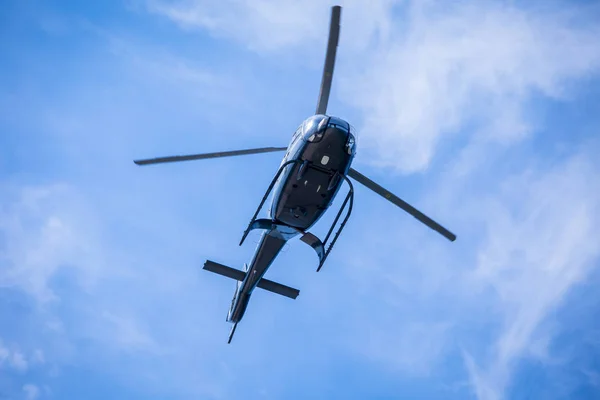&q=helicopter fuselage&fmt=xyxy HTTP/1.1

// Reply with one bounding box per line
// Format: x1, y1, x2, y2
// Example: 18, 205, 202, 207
270, 114, 356, 229
227, 114, 357, 324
